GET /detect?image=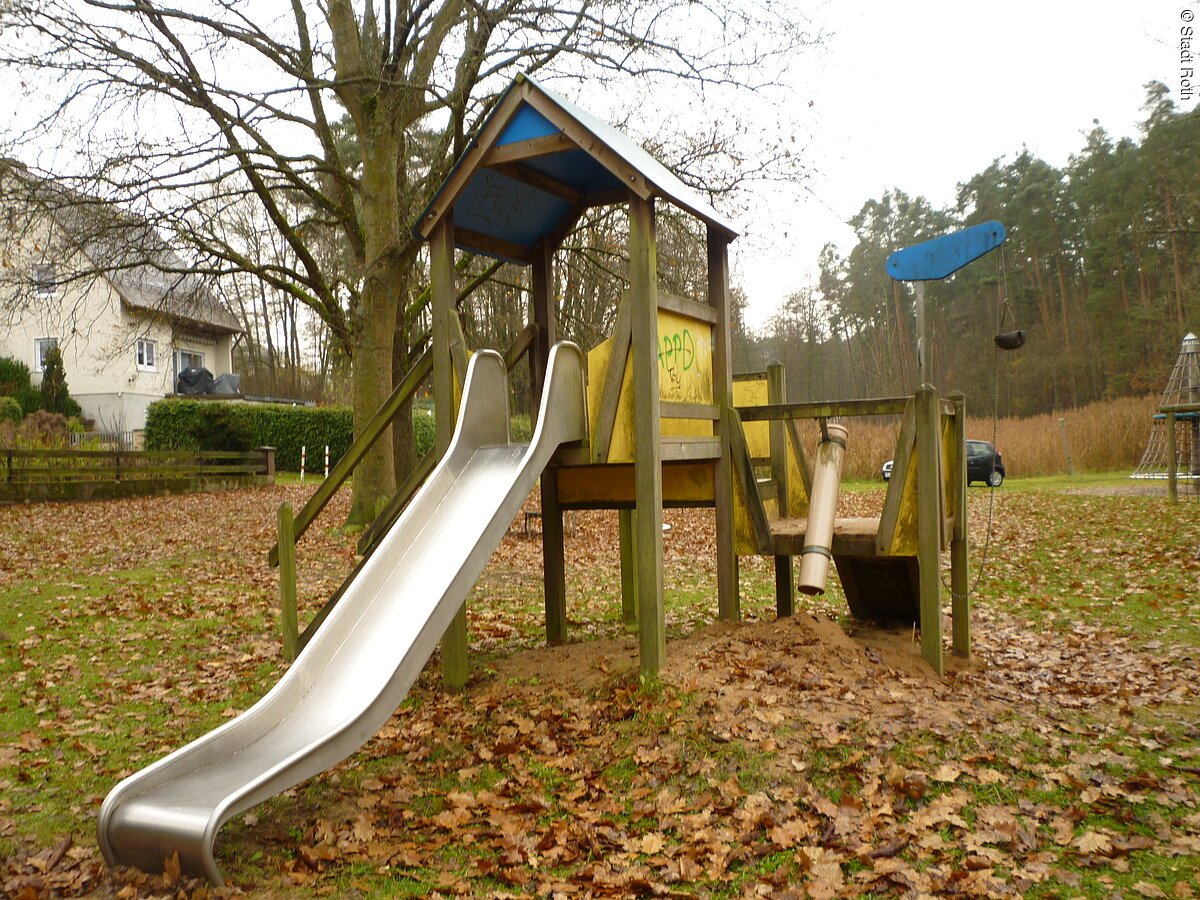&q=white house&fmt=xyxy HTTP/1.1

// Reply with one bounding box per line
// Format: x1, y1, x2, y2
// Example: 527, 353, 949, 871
0, 159, 241, 432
